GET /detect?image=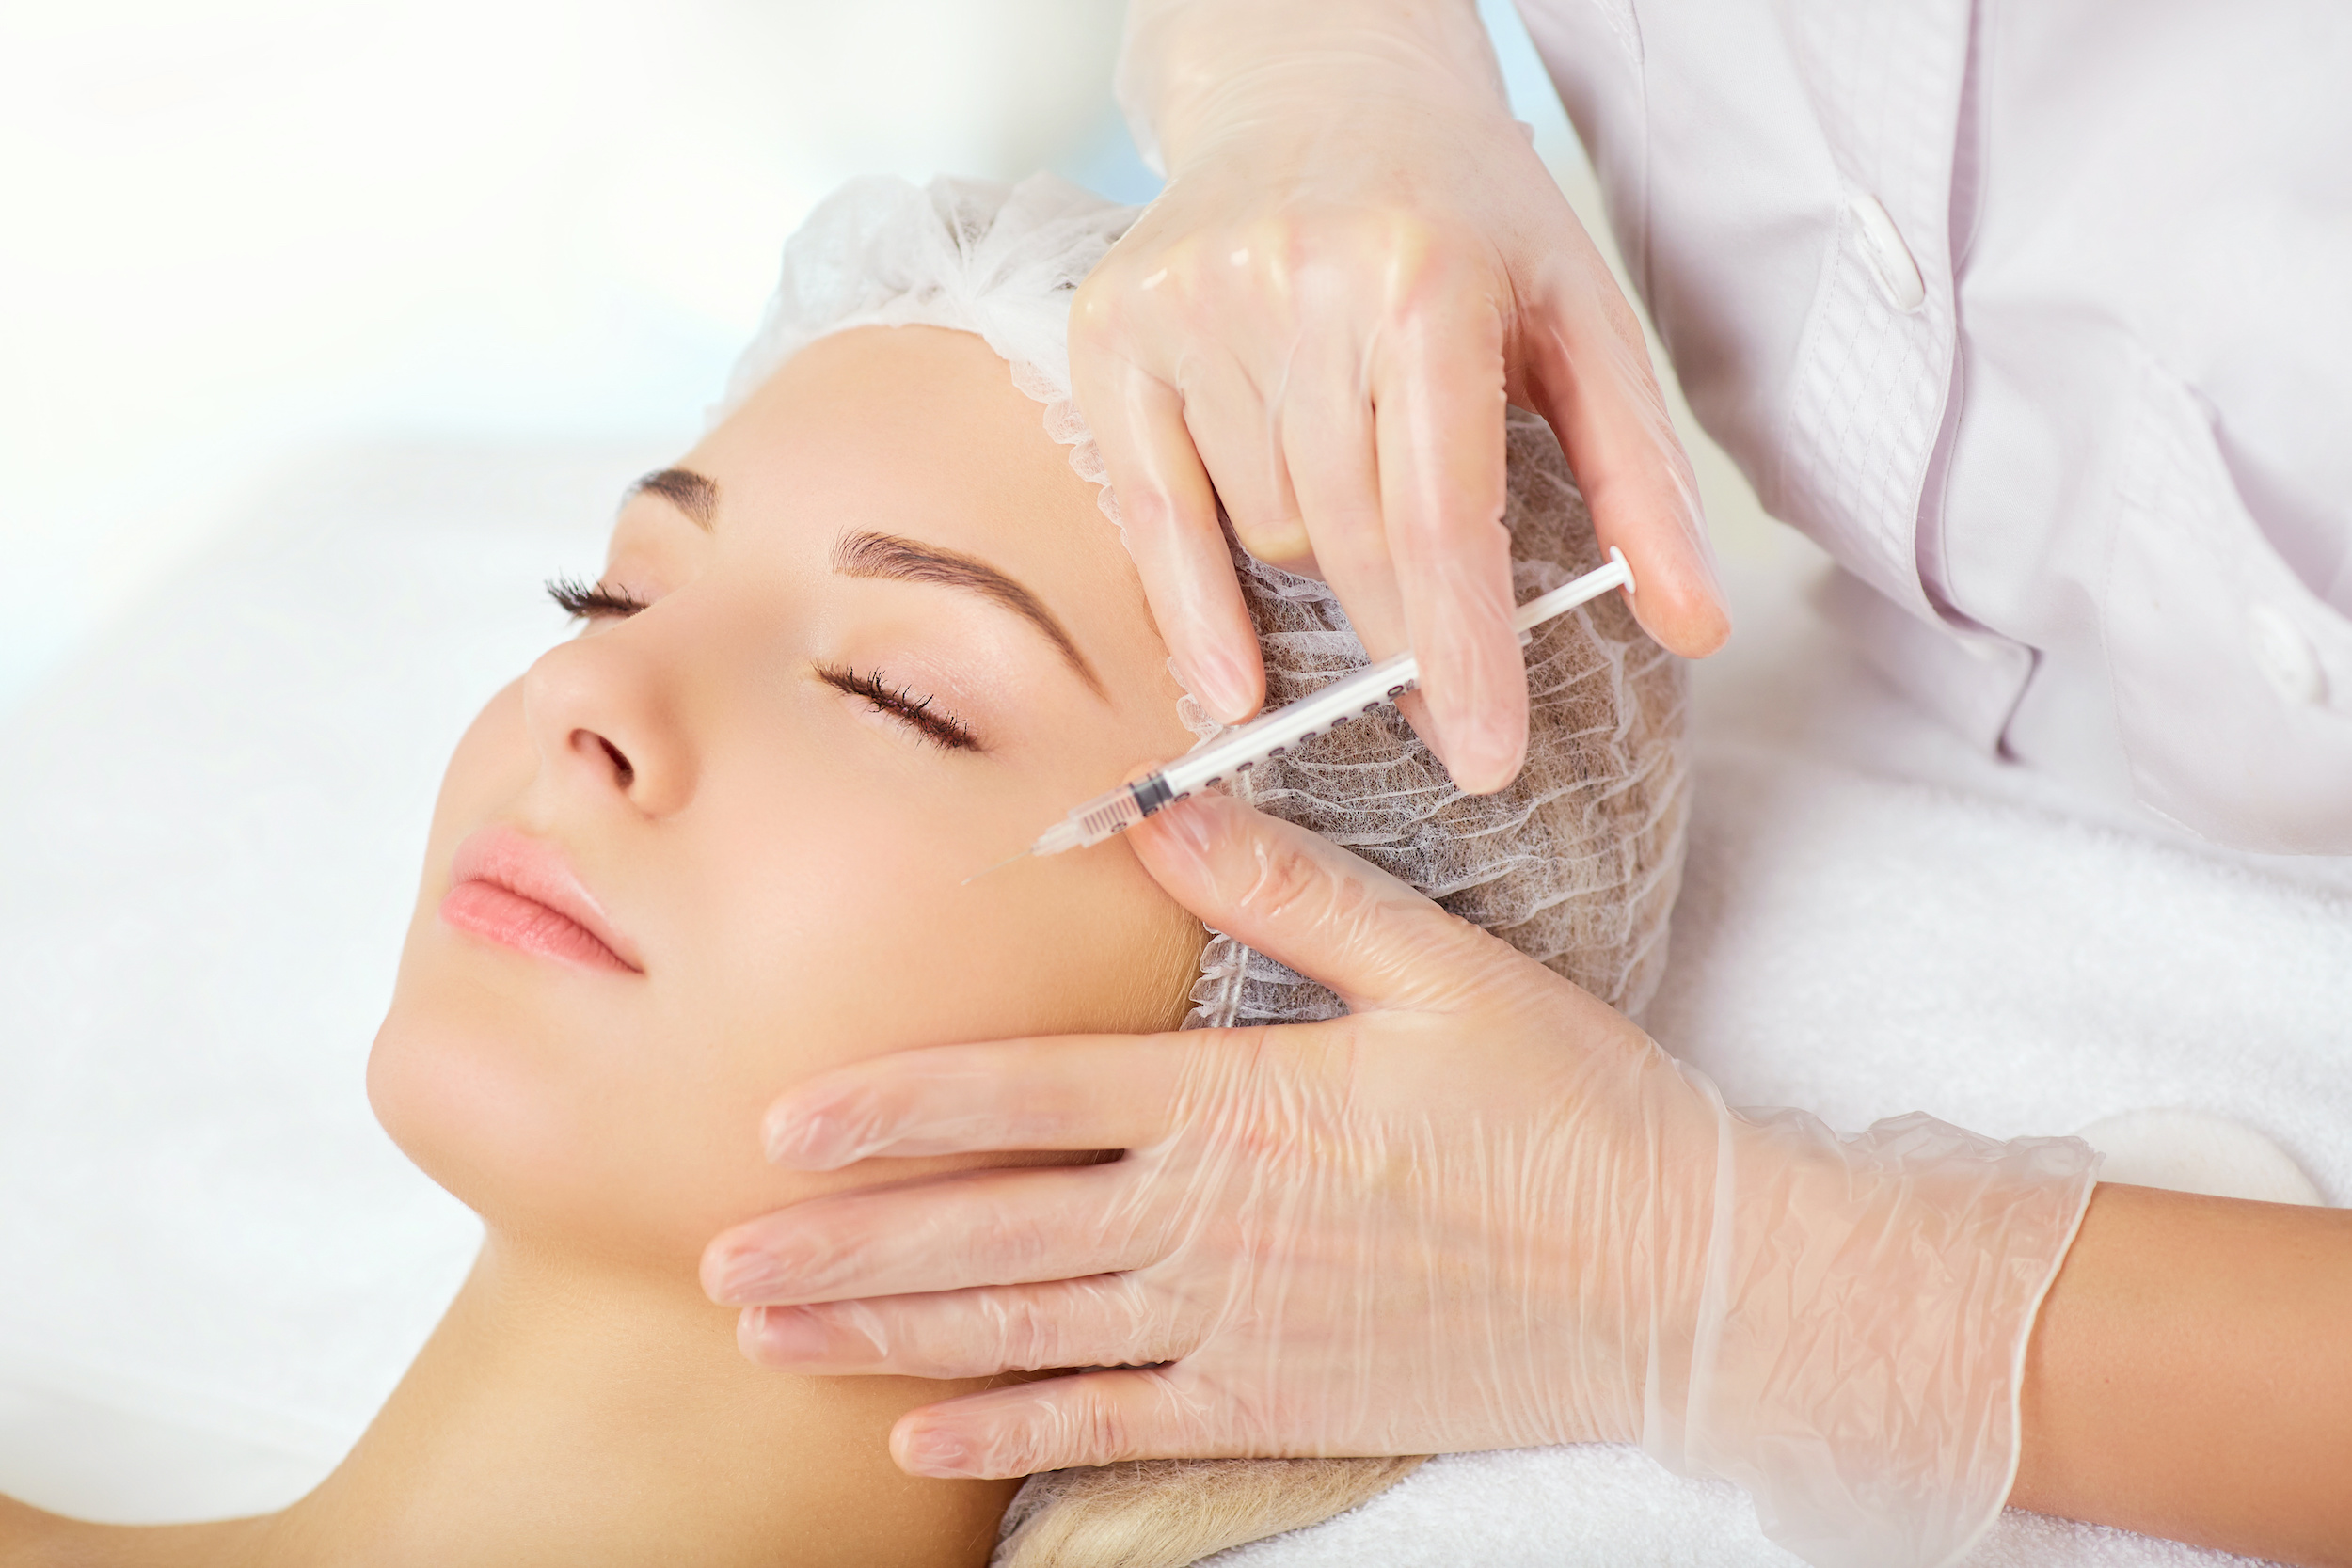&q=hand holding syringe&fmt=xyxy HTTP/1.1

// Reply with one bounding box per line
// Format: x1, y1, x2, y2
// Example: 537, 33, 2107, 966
970, 549, 1634, 880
